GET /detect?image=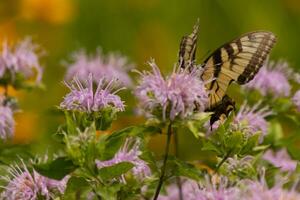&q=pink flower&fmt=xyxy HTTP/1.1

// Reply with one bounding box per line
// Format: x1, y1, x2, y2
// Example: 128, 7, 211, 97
0, 161, 69, 200
158, 176, 240, 200
245, 60, 291, 97
242, 169, 300, 200
205, 102, 272, 142
96, 138, 151, 181
234, 102, 272, 142
135, 60, 208, 121
0, 96, 15, 141
60, 74, 125, 112
0, 38, 43, 85
263, 149, 297, 172
65, 50, 133, 87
